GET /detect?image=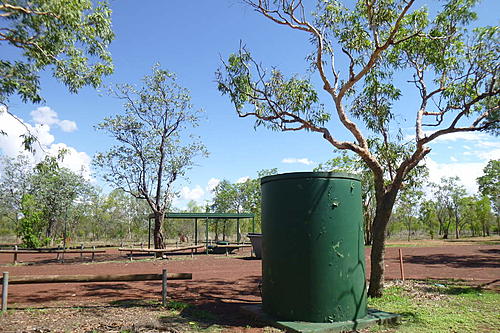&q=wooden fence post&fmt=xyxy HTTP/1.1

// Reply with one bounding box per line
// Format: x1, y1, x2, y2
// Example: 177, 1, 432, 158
13, 245, 18, 265
162, 268, 167, 306
80, 244, 84, 259
2, 272, 8, 312
399, 248, 405, 282
92, 246, 96, 262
